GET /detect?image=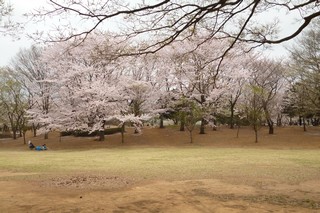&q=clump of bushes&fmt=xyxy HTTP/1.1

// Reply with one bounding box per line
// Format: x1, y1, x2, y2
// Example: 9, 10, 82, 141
61, 128, 122, 137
